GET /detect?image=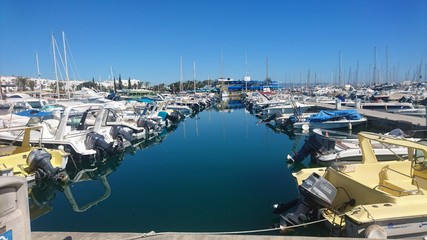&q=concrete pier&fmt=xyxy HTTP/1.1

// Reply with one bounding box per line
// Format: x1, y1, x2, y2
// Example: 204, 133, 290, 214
31, 232, 353, 240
